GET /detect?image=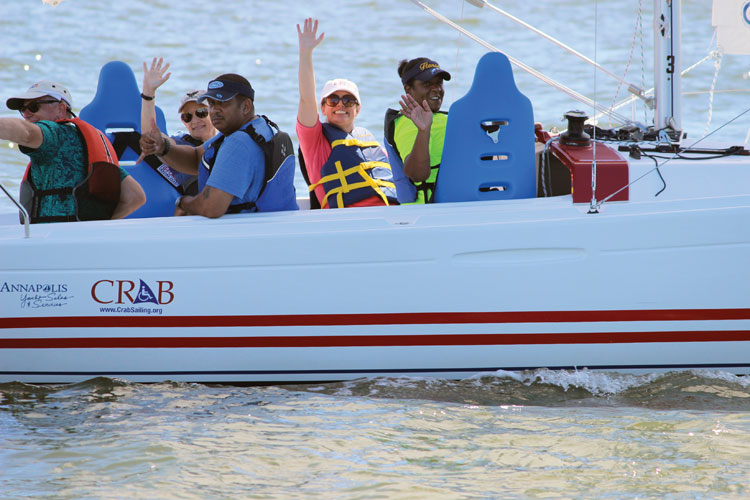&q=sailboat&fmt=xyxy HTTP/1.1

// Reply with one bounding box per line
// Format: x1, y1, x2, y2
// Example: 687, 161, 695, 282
1, 0, 748, 383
